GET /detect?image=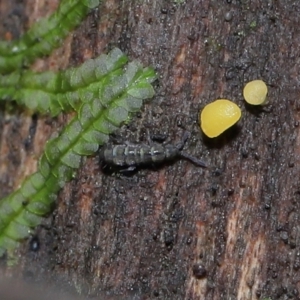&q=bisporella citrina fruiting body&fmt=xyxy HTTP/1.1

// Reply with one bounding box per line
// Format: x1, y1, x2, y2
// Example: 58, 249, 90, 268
200, 99, 241, 138
243, 80, 268, 105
